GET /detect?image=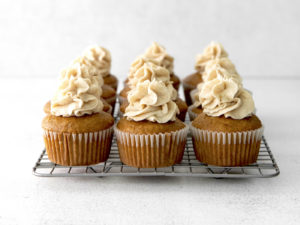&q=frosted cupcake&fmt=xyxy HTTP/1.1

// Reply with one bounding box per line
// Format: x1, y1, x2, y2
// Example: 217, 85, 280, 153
115, 64, 188, 168
119, 60, 187, 121
190, 71, 263, 167
42, 62, 114, 166
183, 41, 229, 106
83, 46, 118, 90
